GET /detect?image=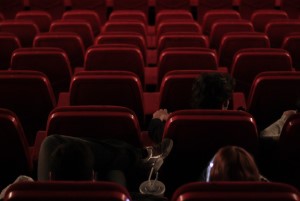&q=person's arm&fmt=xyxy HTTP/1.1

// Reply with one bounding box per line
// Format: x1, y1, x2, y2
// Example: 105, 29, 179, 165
148, 109, 169, 144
